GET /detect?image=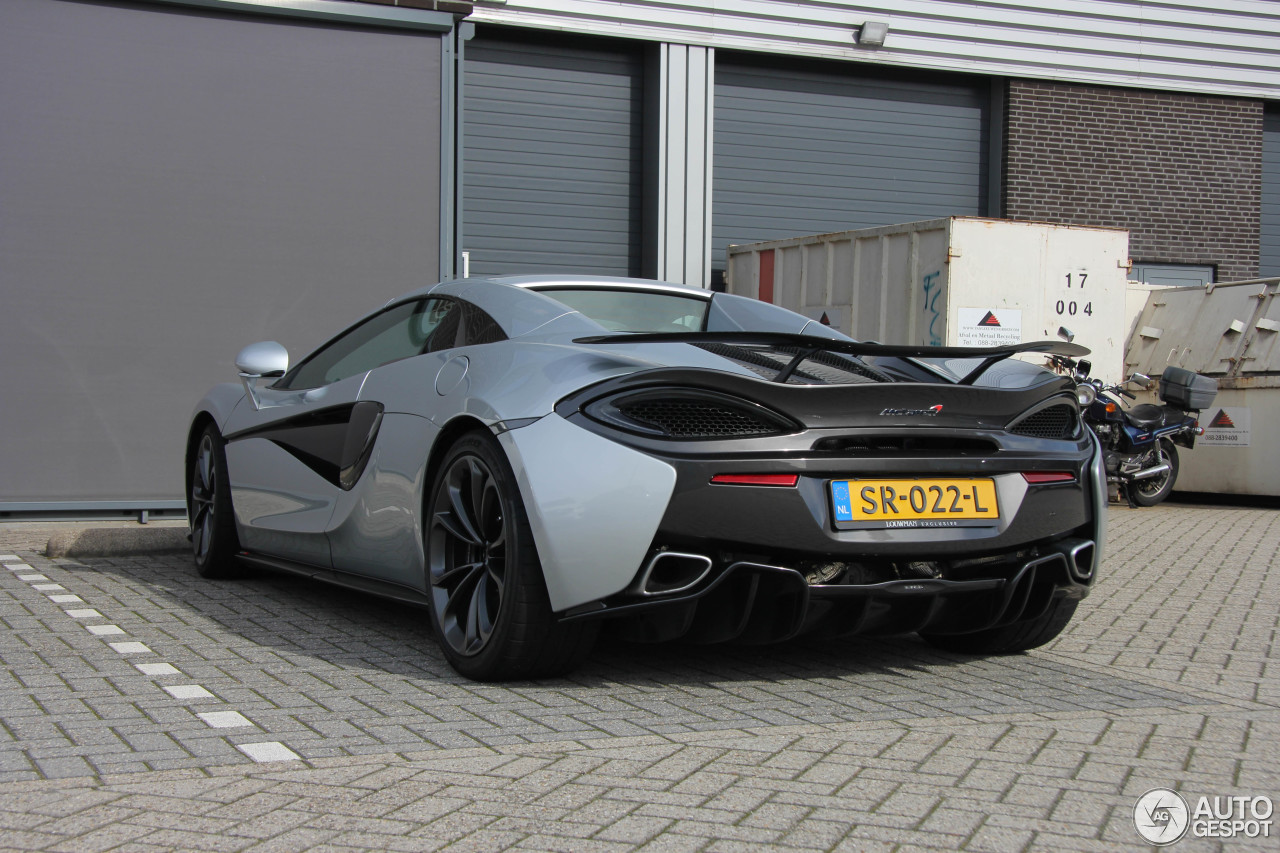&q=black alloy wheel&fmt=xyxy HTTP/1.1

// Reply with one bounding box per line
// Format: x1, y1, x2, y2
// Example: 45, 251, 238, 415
429, 451, 508, 656
425, 430, 597, 681
189, 424, 241, 578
